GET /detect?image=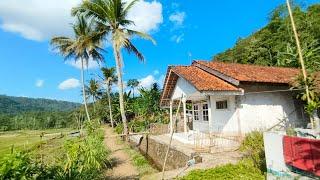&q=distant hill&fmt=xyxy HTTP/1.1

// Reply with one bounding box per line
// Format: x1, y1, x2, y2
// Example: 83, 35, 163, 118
0, 95, 80, 114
